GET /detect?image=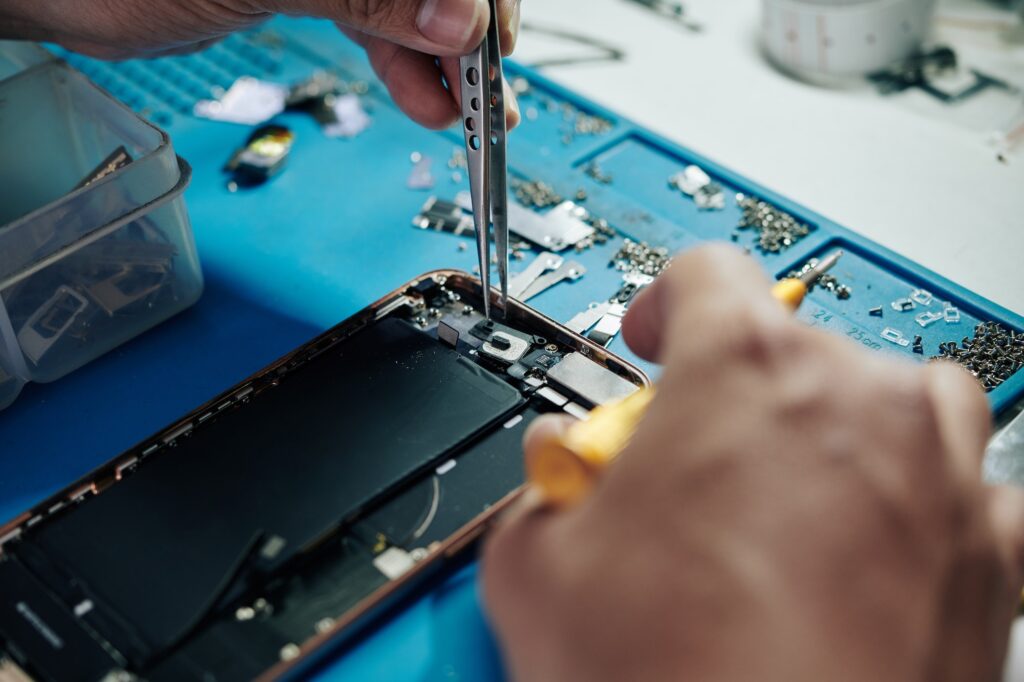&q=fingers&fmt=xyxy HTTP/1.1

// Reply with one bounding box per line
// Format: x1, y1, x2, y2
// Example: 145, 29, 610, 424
988, 485, 1024, 585
359, 34, 460, 129
621, 243, 780, 363
523, 413, 575, 456
440, 56, 520, 128
921, 362, 1023, 584
924, 361, 992, 476
271, 0, 489, 56
497, 0, 521, 54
